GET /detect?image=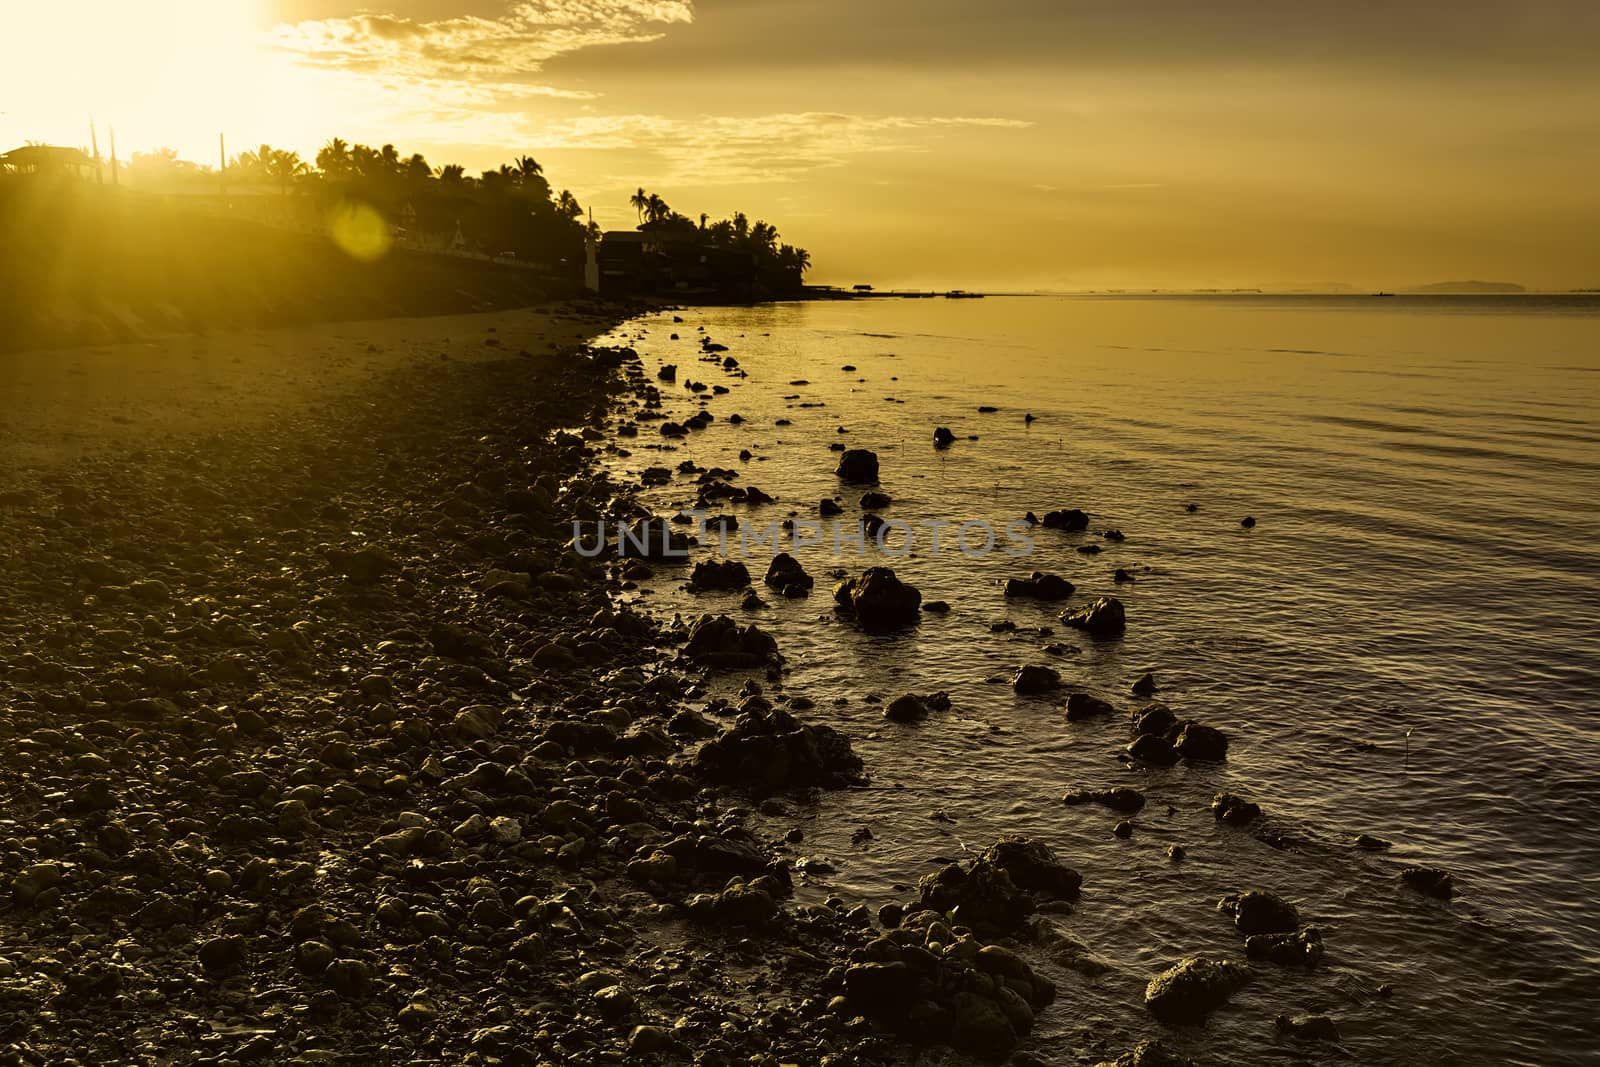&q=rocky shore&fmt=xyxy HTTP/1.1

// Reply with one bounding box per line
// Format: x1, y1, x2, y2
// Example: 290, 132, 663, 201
0, 305, 1107, 1066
